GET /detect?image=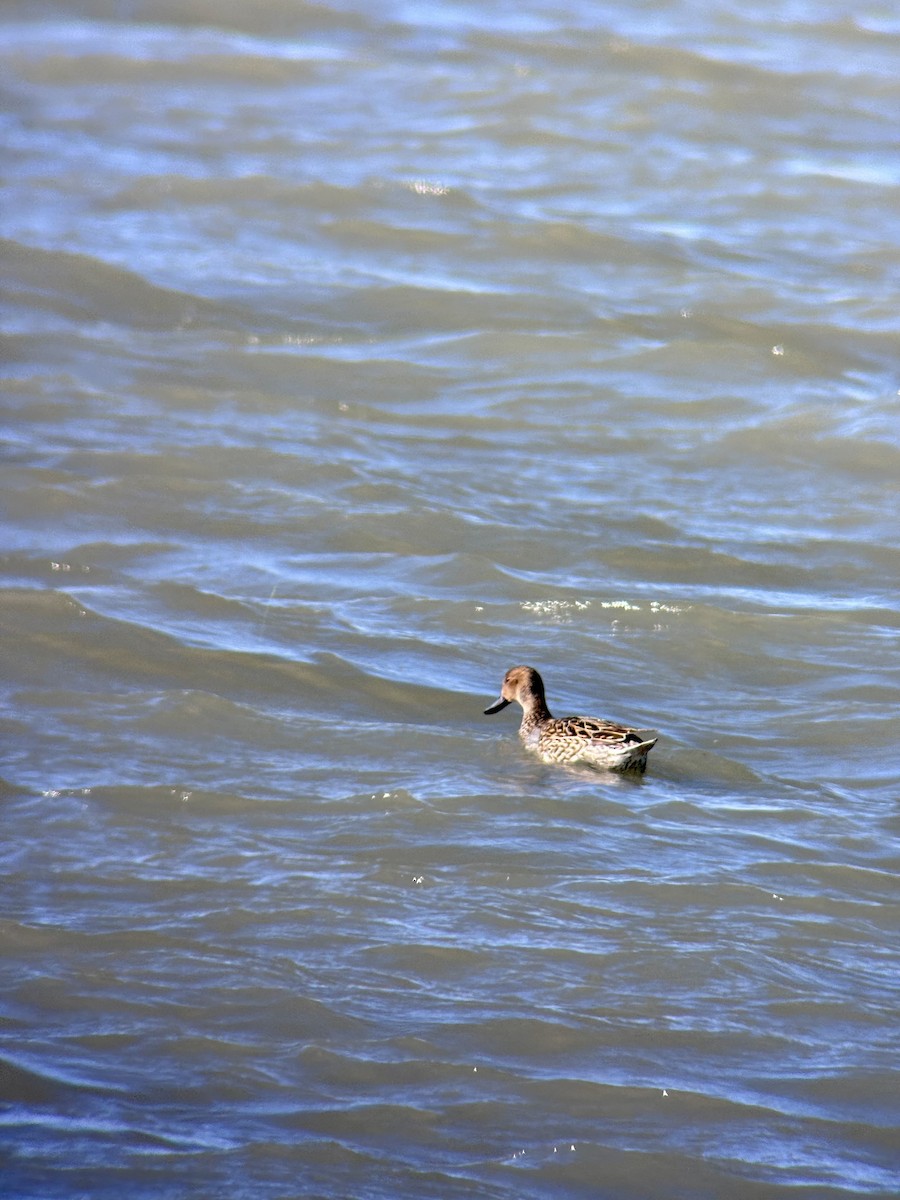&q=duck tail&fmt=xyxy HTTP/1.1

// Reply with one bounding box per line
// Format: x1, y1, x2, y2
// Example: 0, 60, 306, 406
615, 737, 658, 773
